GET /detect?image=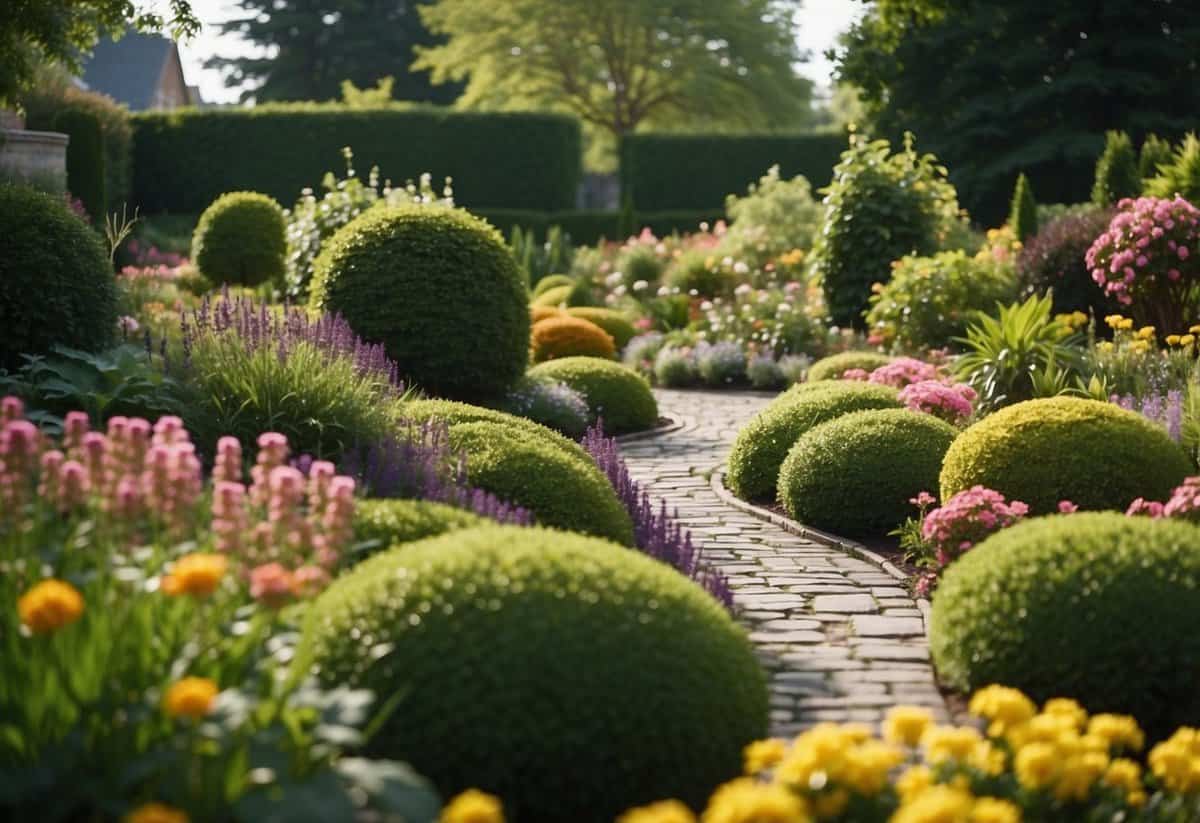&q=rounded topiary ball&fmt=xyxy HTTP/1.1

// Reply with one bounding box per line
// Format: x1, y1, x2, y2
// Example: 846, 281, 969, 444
526, 356, 658, 434
930, 512, 1200, 739
448, 421, 634, 545
532, 274, 574, 298
939, 396, 1192, 514
531, 315, 616, 362
352, 498, 485, 563
530, 284, 573, 308
565, 307, 638, 348
806, 351, 895, 382
191, 191, 287, 287
311, 206, 529, 403
0, 183, 118, 369
727, 382, 901, 501
779, 408, 957, 536
300, 525, 768, 823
